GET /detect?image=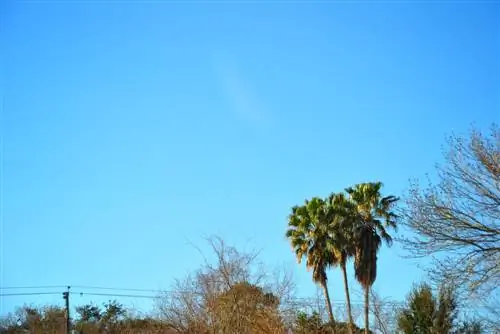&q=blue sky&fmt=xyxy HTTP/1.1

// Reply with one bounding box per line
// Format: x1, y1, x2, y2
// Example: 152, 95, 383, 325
1, 0, 498, 321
